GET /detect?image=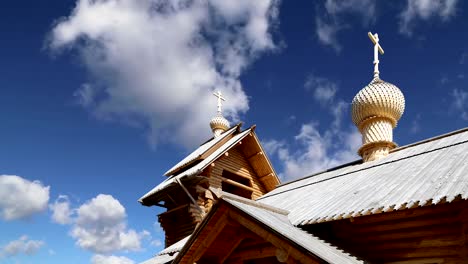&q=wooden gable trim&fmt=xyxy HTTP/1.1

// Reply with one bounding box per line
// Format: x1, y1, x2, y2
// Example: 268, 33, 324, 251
199, 133, 236, 160
174, 200, 322, 264
248, 130, 281, 190
225, 206, 322, 264
168, 124, 241, 177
